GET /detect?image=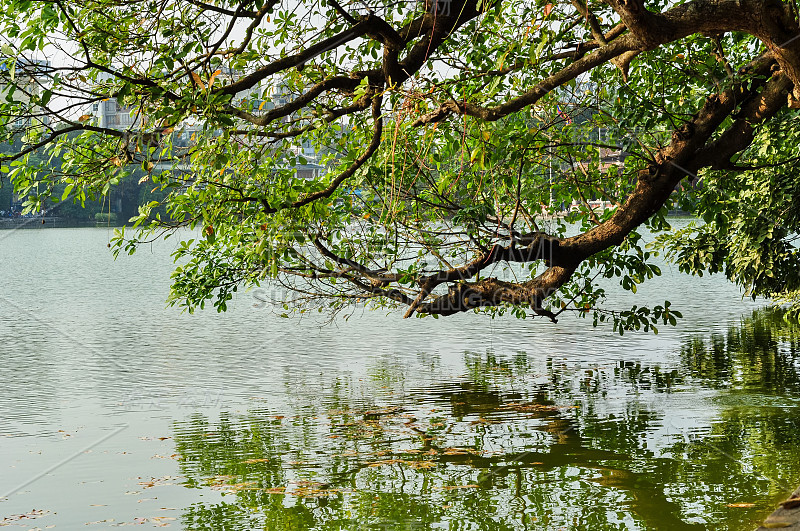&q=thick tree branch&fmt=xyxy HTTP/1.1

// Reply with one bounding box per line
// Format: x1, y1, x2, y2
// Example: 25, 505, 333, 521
410, 57, 788, 317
